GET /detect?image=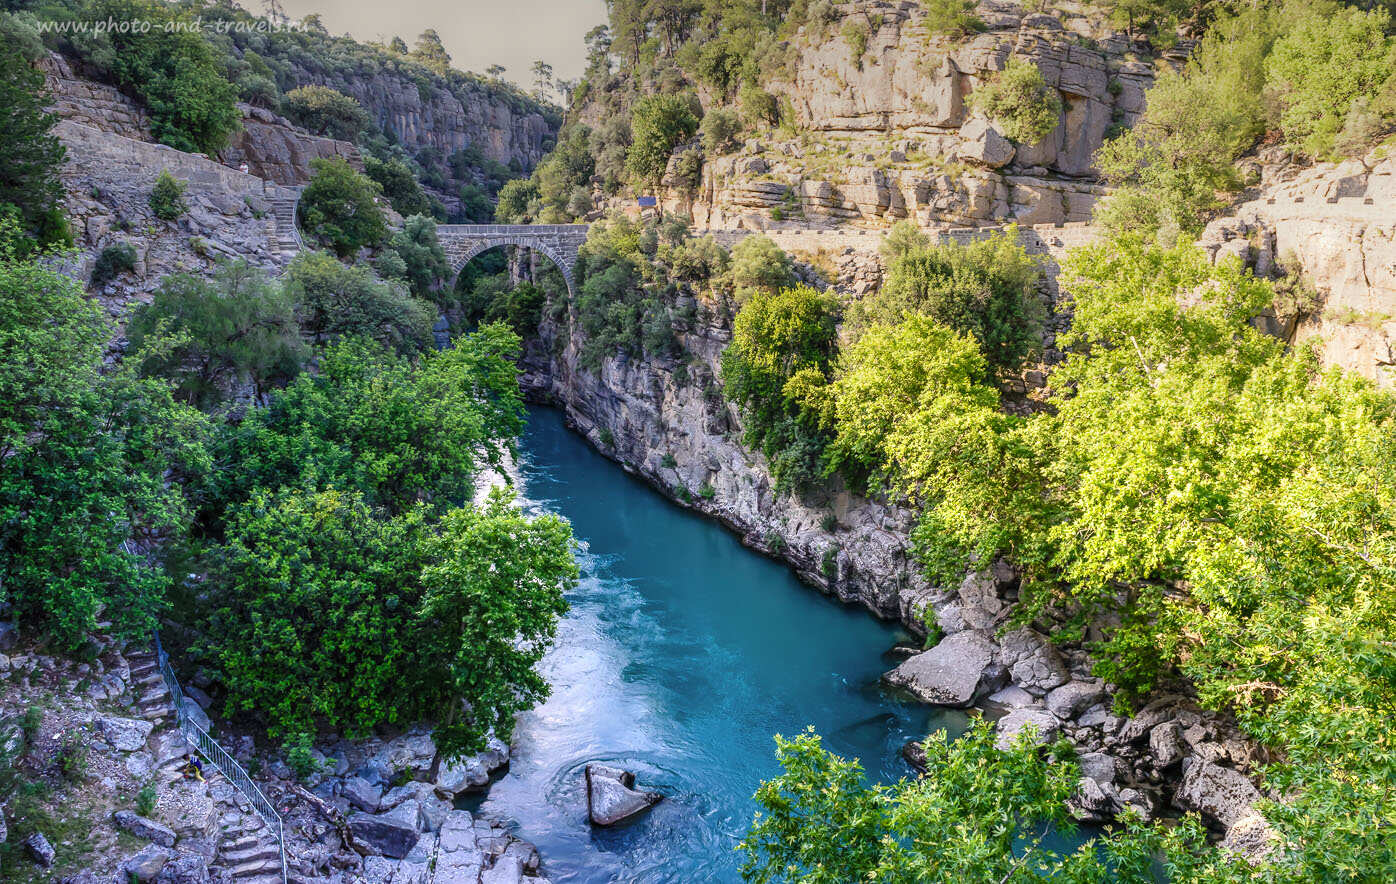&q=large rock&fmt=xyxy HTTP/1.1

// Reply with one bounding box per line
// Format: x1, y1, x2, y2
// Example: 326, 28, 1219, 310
994, 707, 1062, 750
349, 800, 423, 859
1148, 721, 1185, 769
435, 756, 490, 796
154, 850, 208, 884
1174, 759, 1264, 829
585, 764, 662, 827
479, 853, 524, 884
1045, 680, 1105, 719
99, 716, 154, 752
956, 117, 1015, 168
341, 775, 381, 813
24, 832, 55, 867
122, 844, 172, 881
997, 628, 1070, 696
882, 631, 1005, 707
113, 810, 177, 847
